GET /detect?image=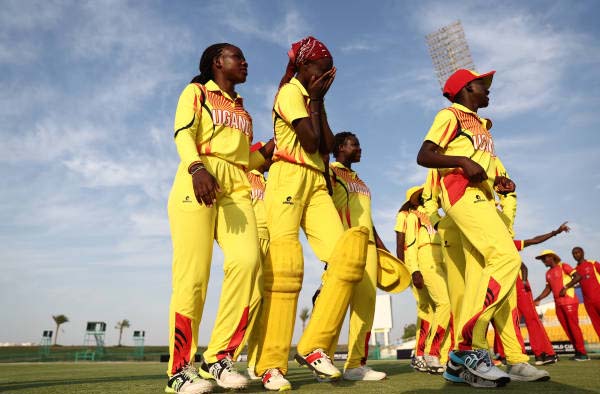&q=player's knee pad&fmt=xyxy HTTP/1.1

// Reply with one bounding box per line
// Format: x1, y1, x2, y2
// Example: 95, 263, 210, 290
326, 226, 369, 283
262, 239, 304, 293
